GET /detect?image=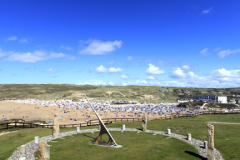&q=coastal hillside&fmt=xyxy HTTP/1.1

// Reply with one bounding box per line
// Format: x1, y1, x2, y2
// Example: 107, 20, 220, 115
0, 84, 239, 103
